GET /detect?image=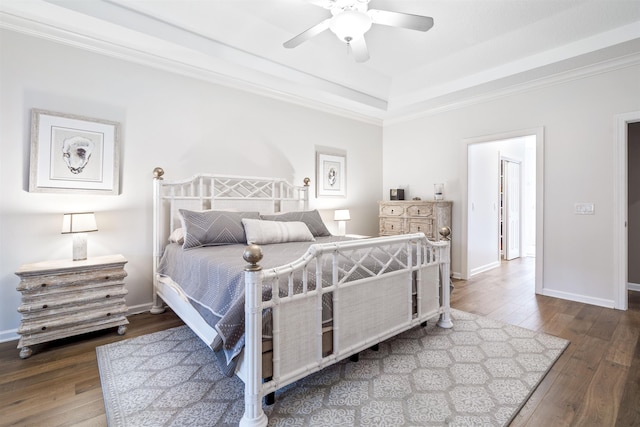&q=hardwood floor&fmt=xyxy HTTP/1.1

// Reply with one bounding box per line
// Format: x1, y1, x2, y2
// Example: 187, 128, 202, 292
0, 309, 184, 427
452, 257, 640, 427
0, 257, 638, 426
